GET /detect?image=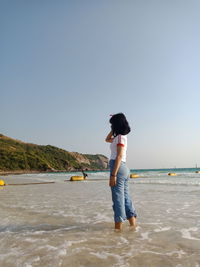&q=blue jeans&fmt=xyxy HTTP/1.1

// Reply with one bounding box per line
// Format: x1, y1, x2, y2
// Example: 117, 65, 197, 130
109, 160, 137, 223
